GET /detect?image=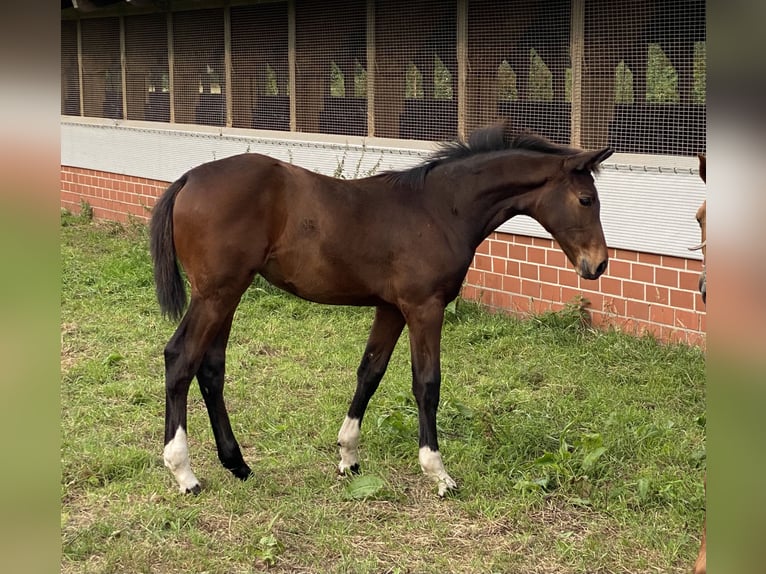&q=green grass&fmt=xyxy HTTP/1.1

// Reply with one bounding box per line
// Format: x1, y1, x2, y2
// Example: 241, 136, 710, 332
61, 210, 705, 573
